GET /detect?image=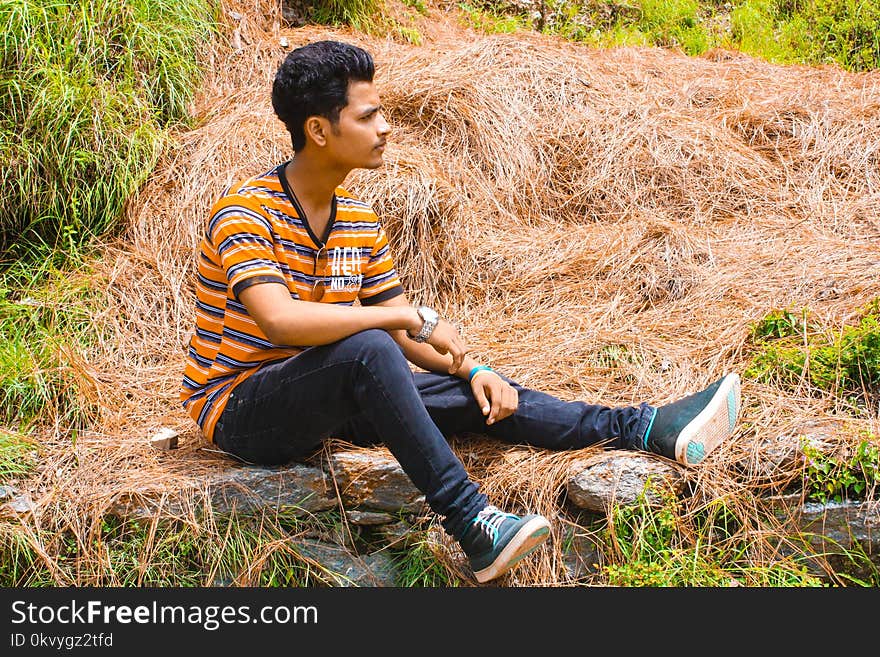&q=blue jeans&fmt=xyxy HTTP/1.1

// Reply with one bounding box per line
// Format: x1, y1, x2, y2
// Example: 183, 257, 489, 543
213, 329, 654, 541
